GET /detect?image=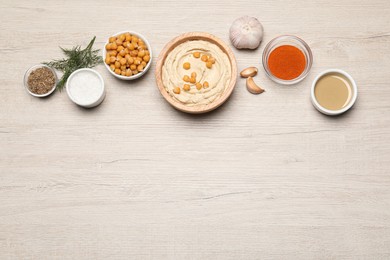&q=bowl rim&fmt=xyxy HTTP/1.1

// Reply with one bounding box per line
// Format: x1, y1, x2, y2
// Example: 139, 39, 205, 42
23, 64, 57, 97
102, 30, 152, 80
66, 68, 105, 107
155, 32, 238, 114
262, 35, 313, 85
311, 69, 358, 116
